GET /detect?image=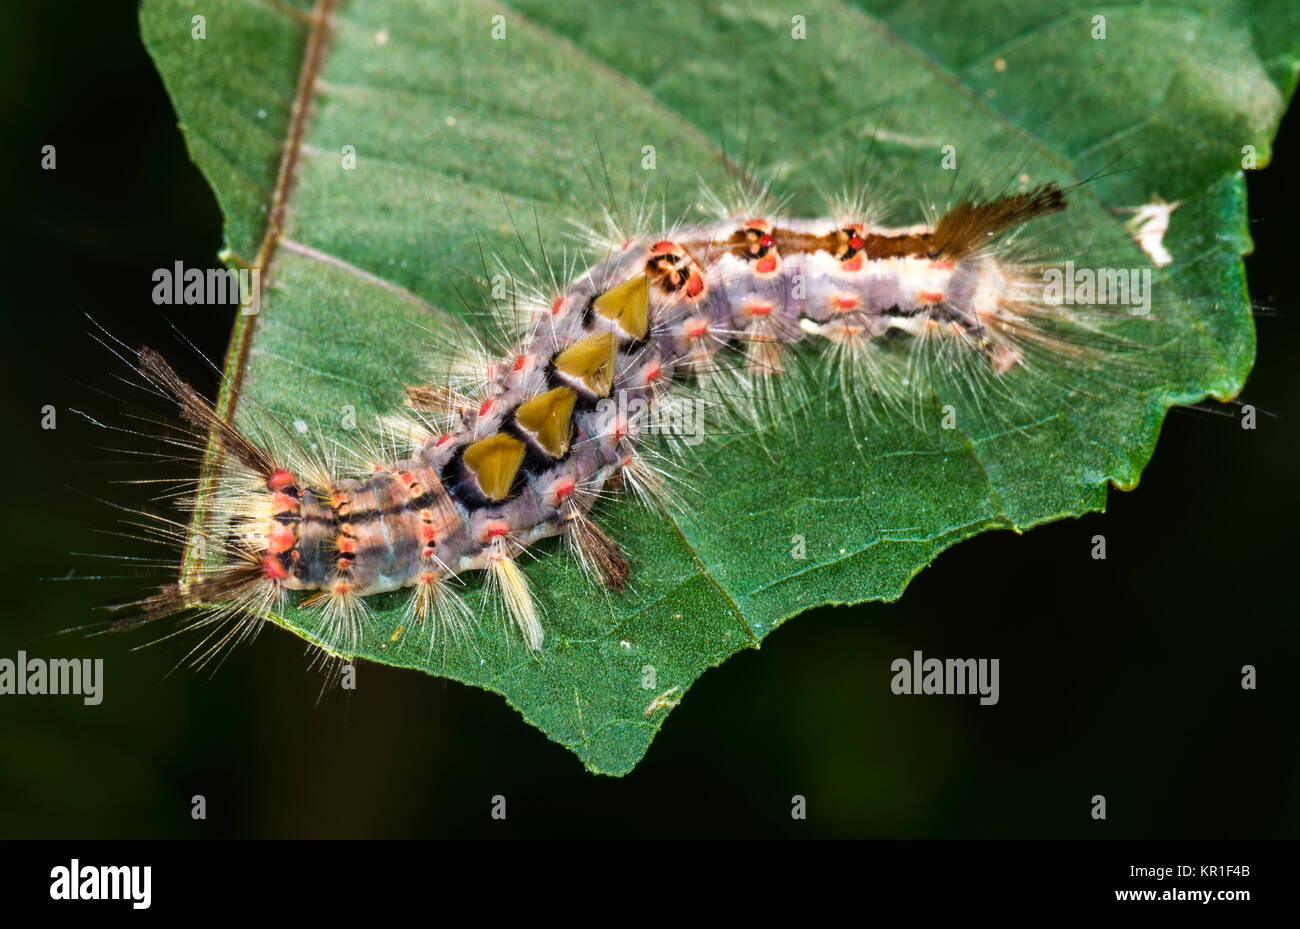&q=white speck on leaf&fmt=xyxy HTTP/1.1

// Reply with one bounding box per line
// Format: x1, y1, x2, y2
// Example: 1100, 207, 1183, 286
644, 687, 681, 717
1117, 198, 1181, 267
